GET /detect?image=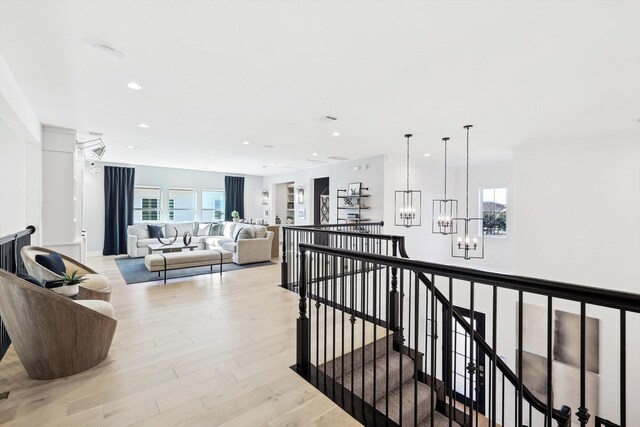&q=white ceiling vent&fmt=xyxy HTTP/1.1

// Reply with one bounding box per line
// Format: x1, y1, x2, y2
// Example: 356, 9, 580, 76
327, 155, 349, 161
316, 115, 338, 123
